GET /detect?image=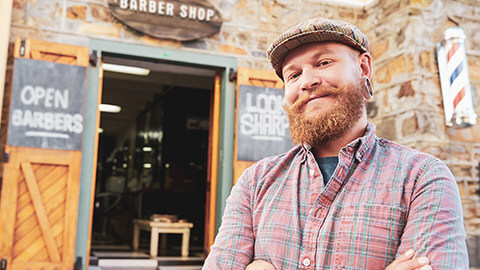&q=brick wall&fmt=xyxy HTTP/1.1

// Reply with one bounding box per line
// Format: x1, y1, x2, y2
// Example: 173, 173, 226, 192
5, 0, 480, 267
